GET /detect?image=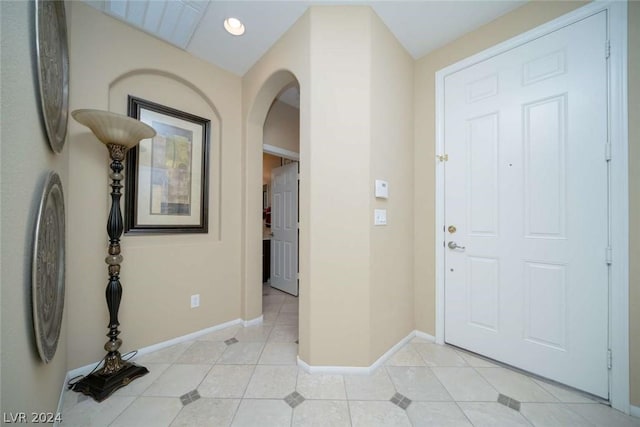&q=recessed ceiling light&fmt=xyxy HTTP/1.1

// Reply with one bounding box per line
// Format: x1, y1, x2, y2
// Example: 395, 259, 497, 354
224, 17, 245, 36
